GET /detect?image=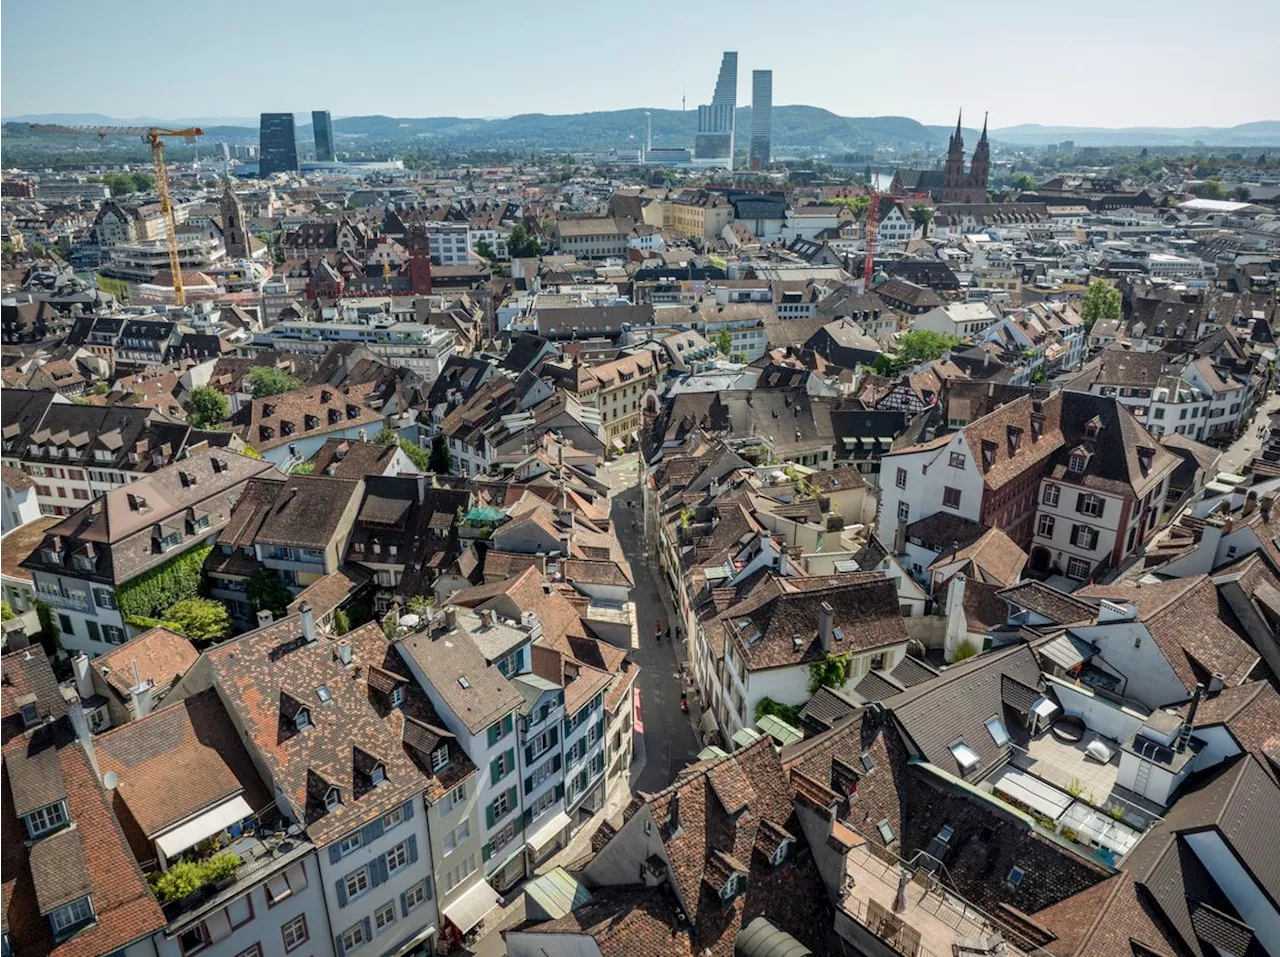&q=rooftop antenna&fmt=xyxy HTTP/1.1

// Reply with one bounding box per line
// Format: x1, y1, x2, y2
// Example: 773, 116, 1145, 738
682, 88, 686, 112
